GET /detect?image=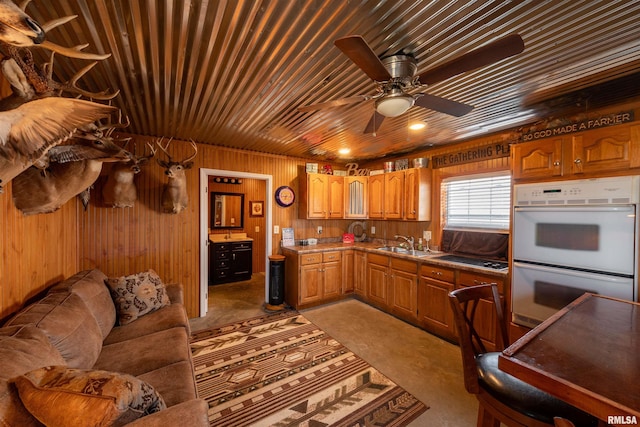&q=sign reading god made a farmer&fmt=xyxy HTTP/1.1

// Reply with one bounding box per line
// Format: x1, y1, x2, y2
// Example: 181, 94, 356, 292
431, 142, 510, 168
521, 110, 634, 142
